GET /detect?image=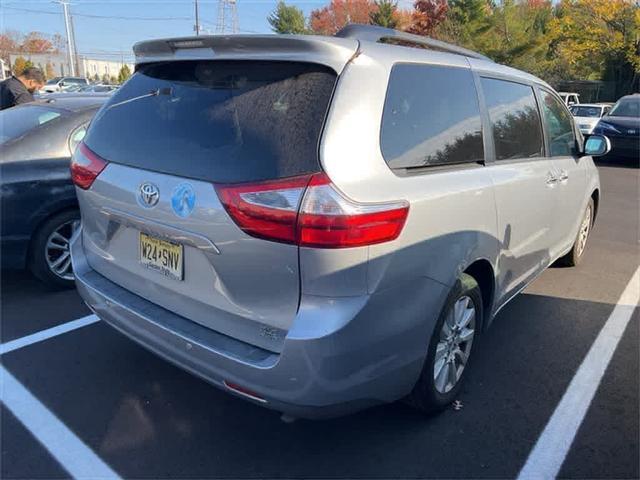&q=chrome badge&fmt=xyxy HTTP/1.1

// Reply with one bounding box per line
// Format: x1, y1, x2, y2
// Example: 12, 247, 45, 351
171, 183, 196, 218
139, 182, 160, 208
